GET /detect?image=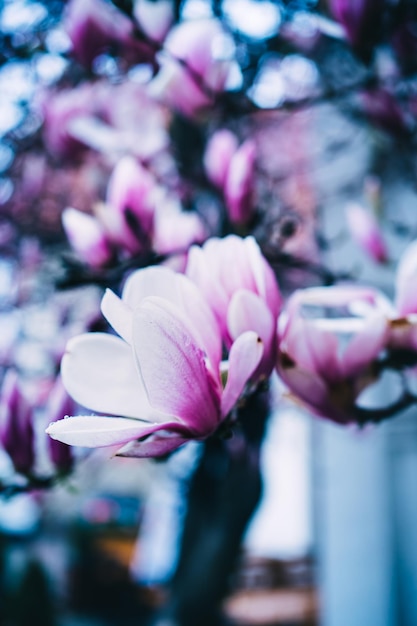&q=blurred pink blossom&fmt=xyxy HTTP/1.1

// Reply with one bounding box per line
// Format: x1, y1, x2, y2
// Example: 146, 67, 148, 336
149, 18, 235, 116
277, 286, 390, 424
